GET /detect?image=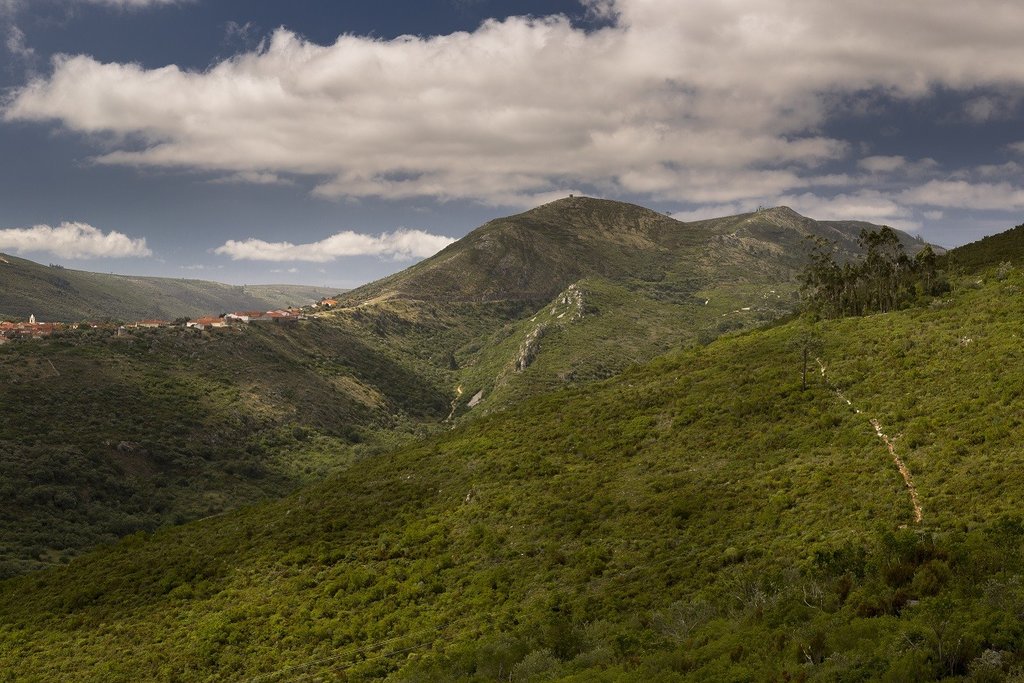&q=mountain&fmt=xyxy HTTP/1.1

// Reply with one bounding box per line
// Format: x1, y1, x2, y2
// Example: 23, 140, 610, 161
345, 198, 928, 305
0, 198, 933, 576
330, 197, 932, 414
0, 252, 338, 322
2, 257, 1021, 680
